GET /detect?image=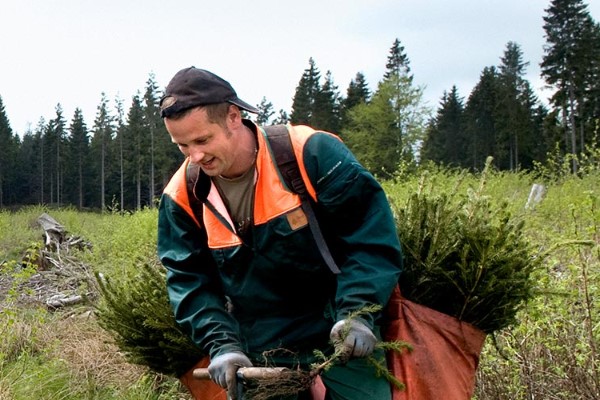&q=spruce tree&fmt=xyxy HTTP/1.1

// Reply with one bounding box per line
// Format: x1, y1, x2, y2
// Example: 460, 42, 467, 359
152, 80, 183, 195
141, 73, 181, 208
64, 108, 89, 208
113, 96, 126, 214
89, 94, 114, 210
464, 67, 500, 171
421, 86, 466, 166
344, 39, 428, 177
256, 96, 275, 125
578, 18, 600, 142
340, 72, 371, 134
541, 0, 598, 172
123, 94, 146, 210
34, 119, 47, 204
0, 96, 18, 207
312, 70, 342, 133
496, 42, 539, 171
384, 38, 411, 80
273, 109, 290, 125
290, 58, 321, 125
43, 105, 67, 206
15, 128, 41, 205
380, 39, 428, 168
